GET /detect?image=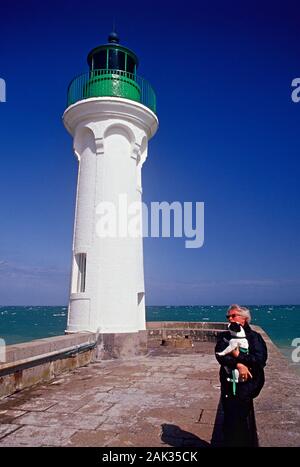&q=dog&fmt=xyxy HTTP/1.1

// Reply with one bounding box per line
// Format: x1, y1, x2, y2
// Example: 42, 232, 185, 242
216, 322, 249, 357
216, 322, 249, 393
